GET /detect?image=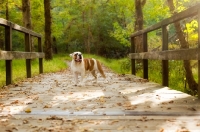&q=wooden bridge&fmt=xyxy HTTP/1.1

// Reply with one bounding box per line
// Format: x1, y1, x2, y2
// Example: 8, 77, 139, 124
1, 4, 200, 132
